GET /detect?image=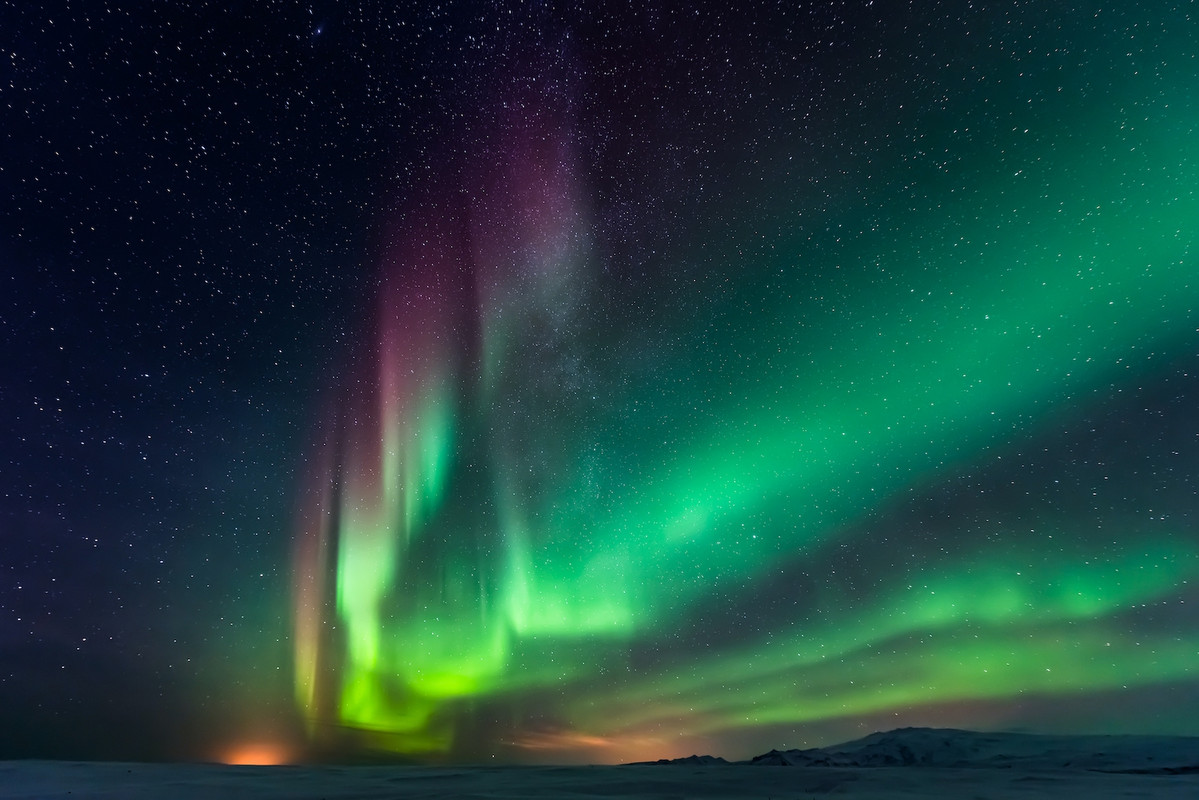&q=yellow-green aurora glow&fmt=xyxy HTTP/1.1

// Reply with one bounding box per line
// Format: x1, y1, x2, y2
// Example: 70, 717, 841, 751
292, 3, 1198, 762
